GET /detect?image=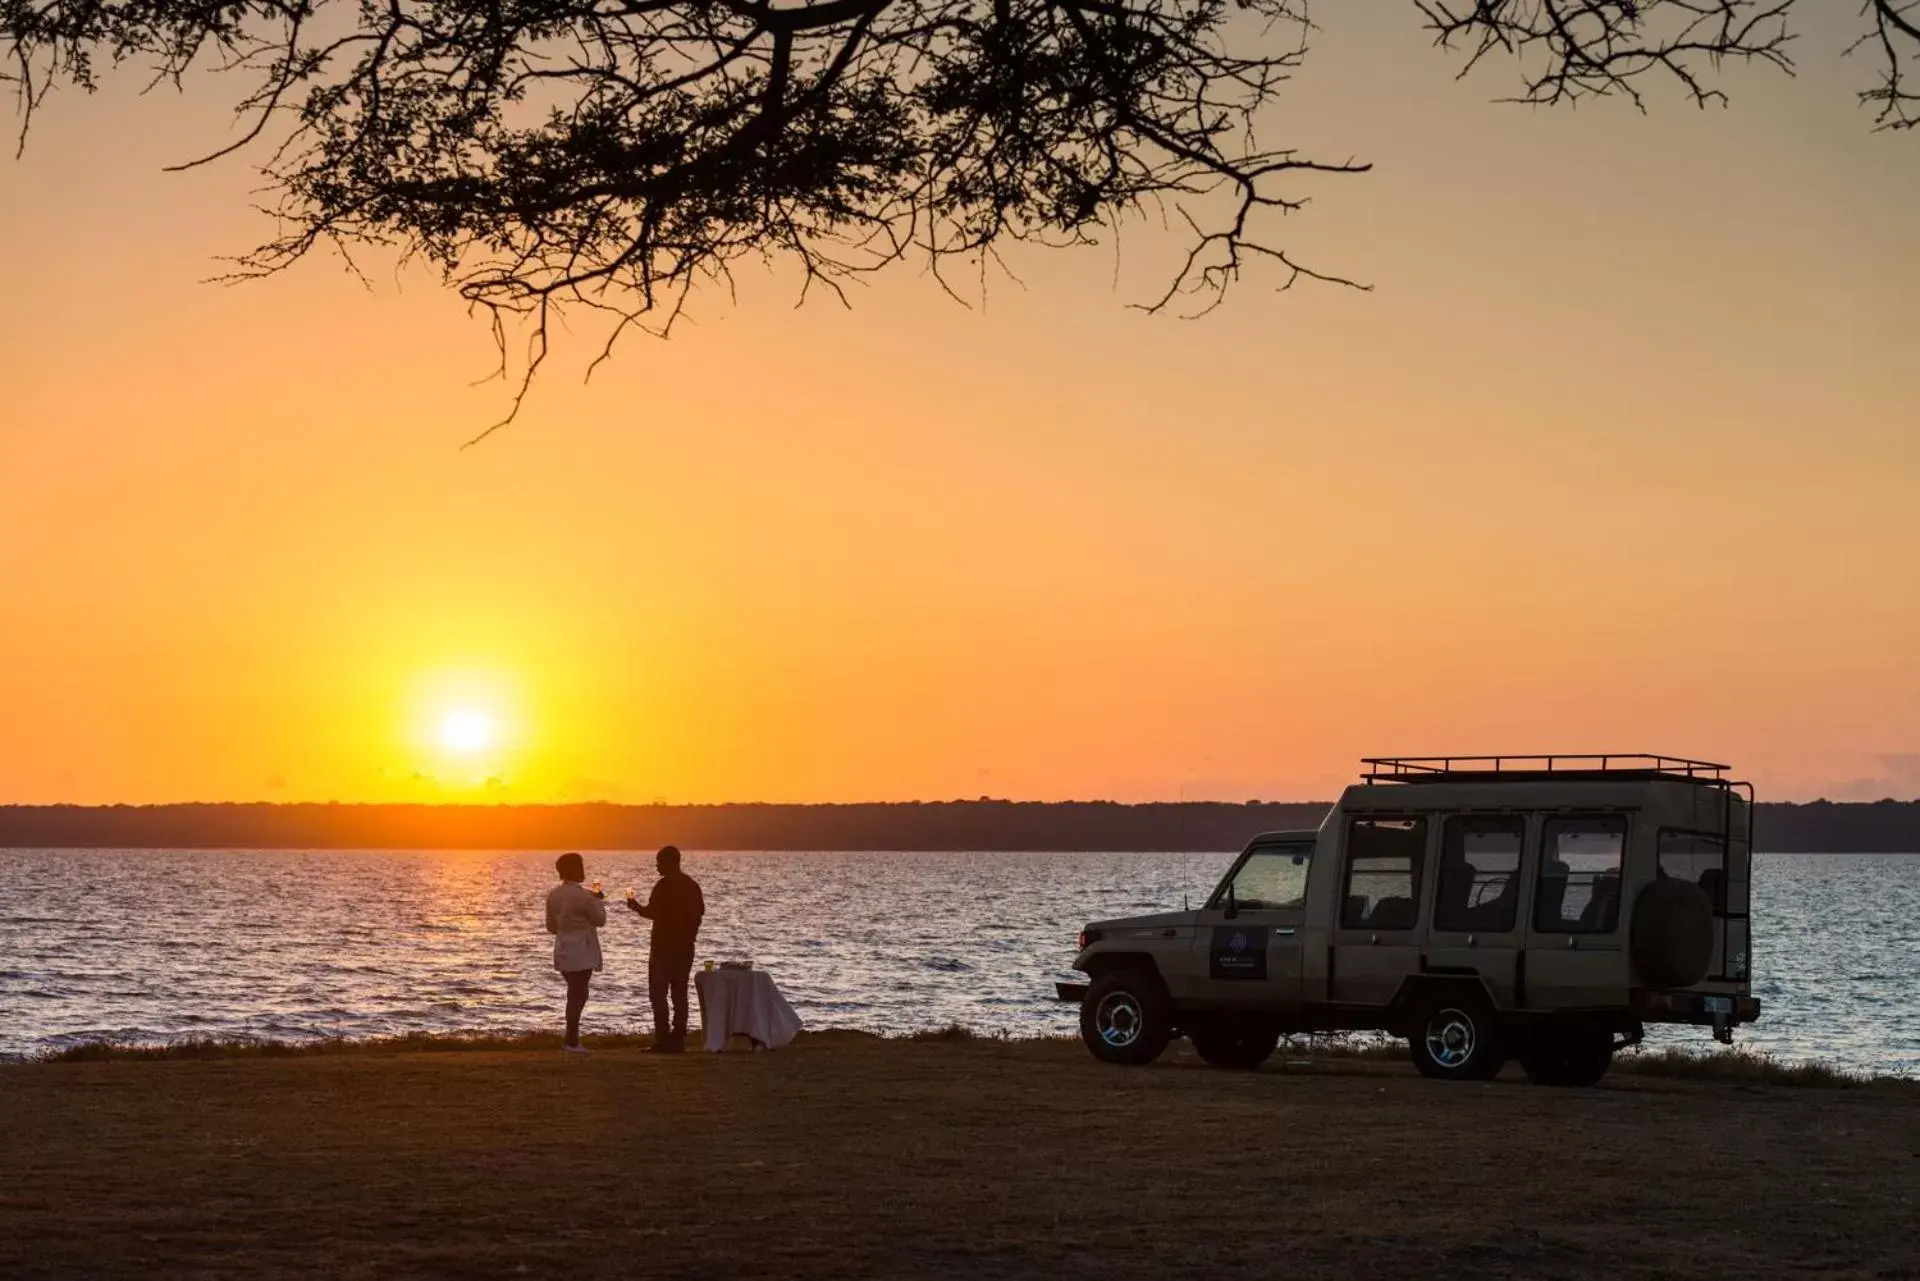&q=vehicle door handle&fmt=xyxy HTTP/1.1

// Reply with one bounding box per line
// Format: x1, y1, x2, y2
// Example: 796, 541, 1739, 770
1274, 927, 1295, 936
